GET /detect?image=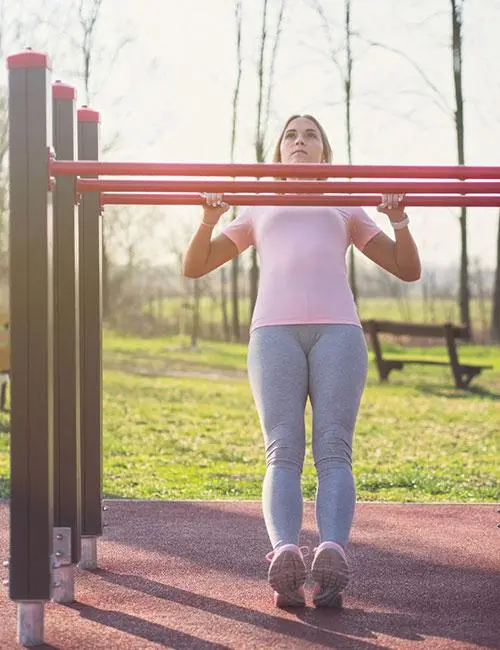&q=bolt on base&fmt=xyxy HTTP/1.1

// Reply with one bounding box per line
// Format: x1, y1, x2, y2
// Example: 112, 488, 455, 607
52, 565, 75, 603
